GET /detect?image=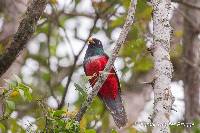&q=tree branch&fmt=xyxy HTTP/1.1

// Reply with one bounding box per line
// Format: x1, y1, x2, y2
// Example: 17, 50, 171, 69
0, 0, 47, 77
46, 21, 59, 104
150, 0, 174, 132
62, 12, 96, 19
75, 0, 138, 122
